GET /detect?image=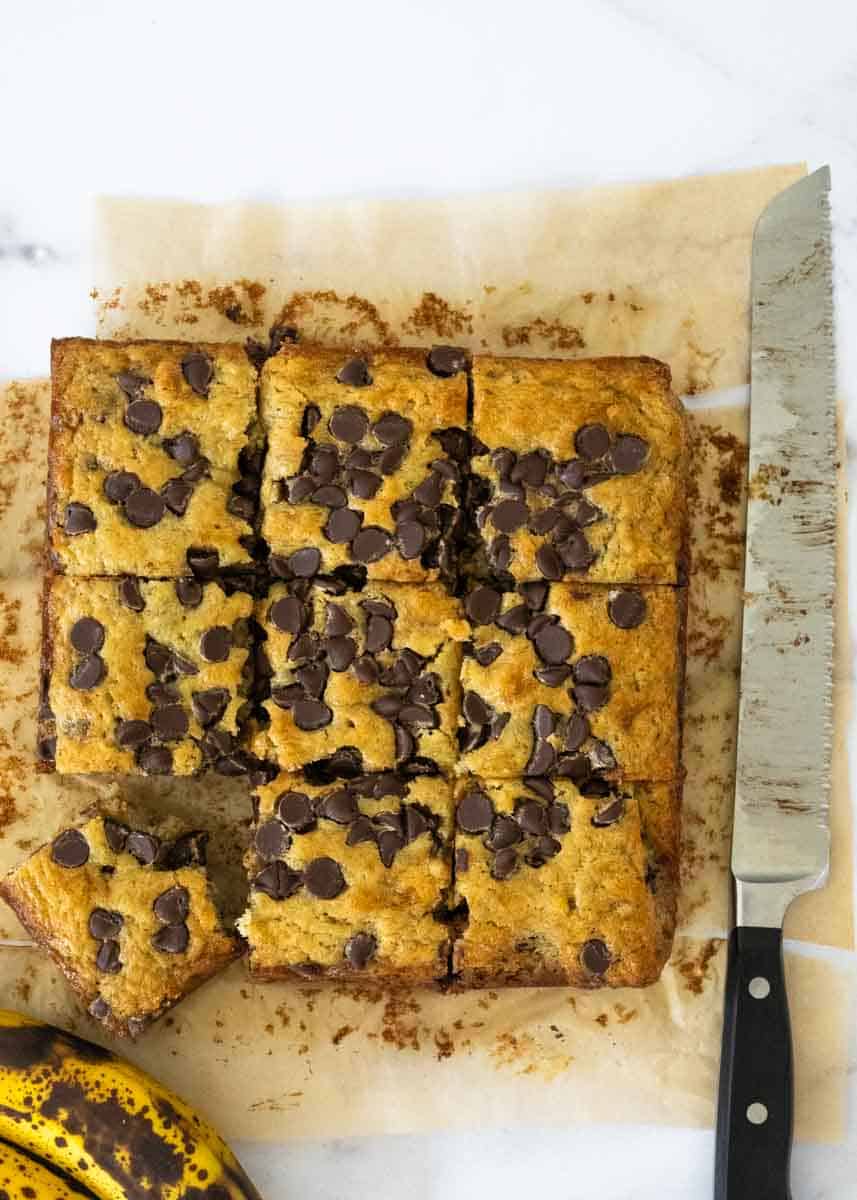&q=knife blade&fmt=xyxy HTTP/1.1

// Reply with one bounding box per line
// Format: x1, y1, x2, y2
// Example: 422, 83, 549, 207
715, 166, 836, 1200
